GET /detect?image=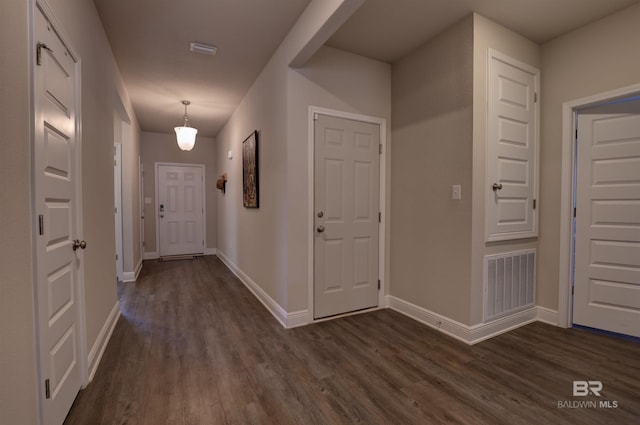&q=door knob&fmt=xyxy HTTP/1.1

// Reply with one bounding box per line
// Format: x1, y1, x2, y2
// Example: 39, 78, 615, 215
317, 225, 325, 233
72, 239, 87, 251
492, 183, 503, 191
